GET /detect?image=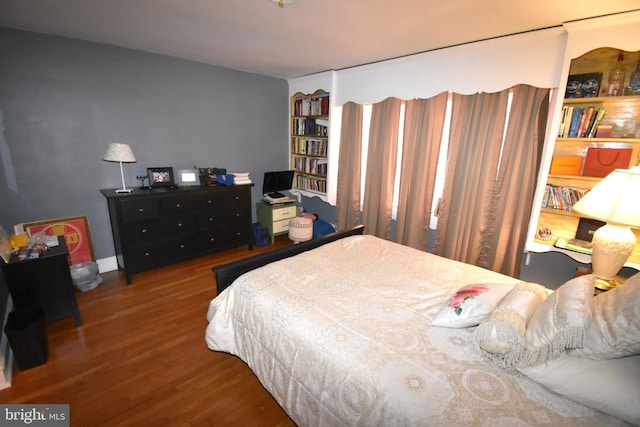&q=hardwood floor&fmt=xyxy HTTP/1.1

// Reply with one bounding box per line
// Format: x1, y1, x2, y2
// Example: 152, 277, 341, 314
0, 237, 297, 426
